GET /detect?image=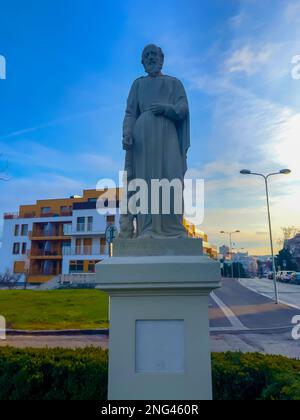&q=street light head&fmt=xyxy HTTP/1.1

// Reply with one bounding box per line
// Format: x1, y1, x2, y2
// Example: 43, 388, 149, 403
240, 169, 252, 175
280, 169, 291, 175
235, 230, 240, 233
220, 231, 225, 234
